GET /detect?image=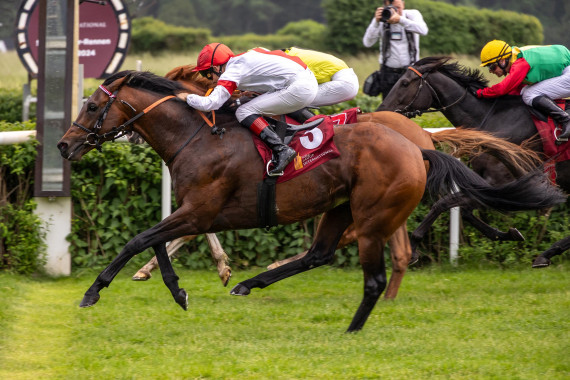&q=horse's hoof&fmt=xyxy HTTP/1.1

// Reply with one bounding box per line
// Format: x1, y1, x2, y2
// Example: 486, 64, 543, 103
132, 270, 151, 281
408, 251, 420, 266
175, 289, 188, 311
220, 268, 232, 287
79, 292, 100, 308
532, 256, 551, 268
508, 228, 525, 242
230, 283, 250, 296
